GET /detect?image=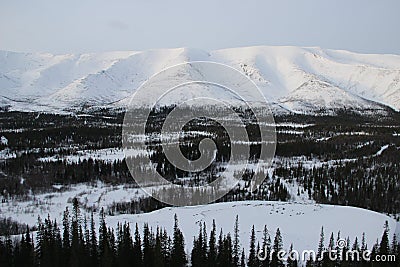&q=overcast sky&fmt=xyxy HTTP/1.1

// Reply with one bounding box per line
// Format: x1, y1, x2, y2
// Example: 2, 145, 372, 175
0, 0, 399, 55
